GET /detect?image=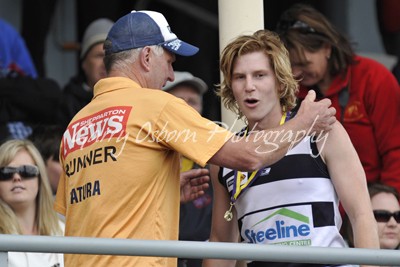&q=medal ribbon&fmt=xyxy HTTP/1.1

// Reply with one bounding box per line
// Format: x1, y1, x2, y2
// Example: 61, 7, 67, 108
224, 110, 290, 221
